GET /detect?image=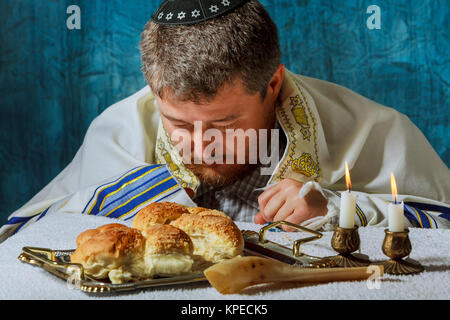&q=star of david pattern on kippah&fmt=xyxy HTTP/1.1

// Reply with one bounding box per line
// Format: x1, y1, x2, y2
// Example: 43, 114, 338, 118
151, 0, 250, 26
